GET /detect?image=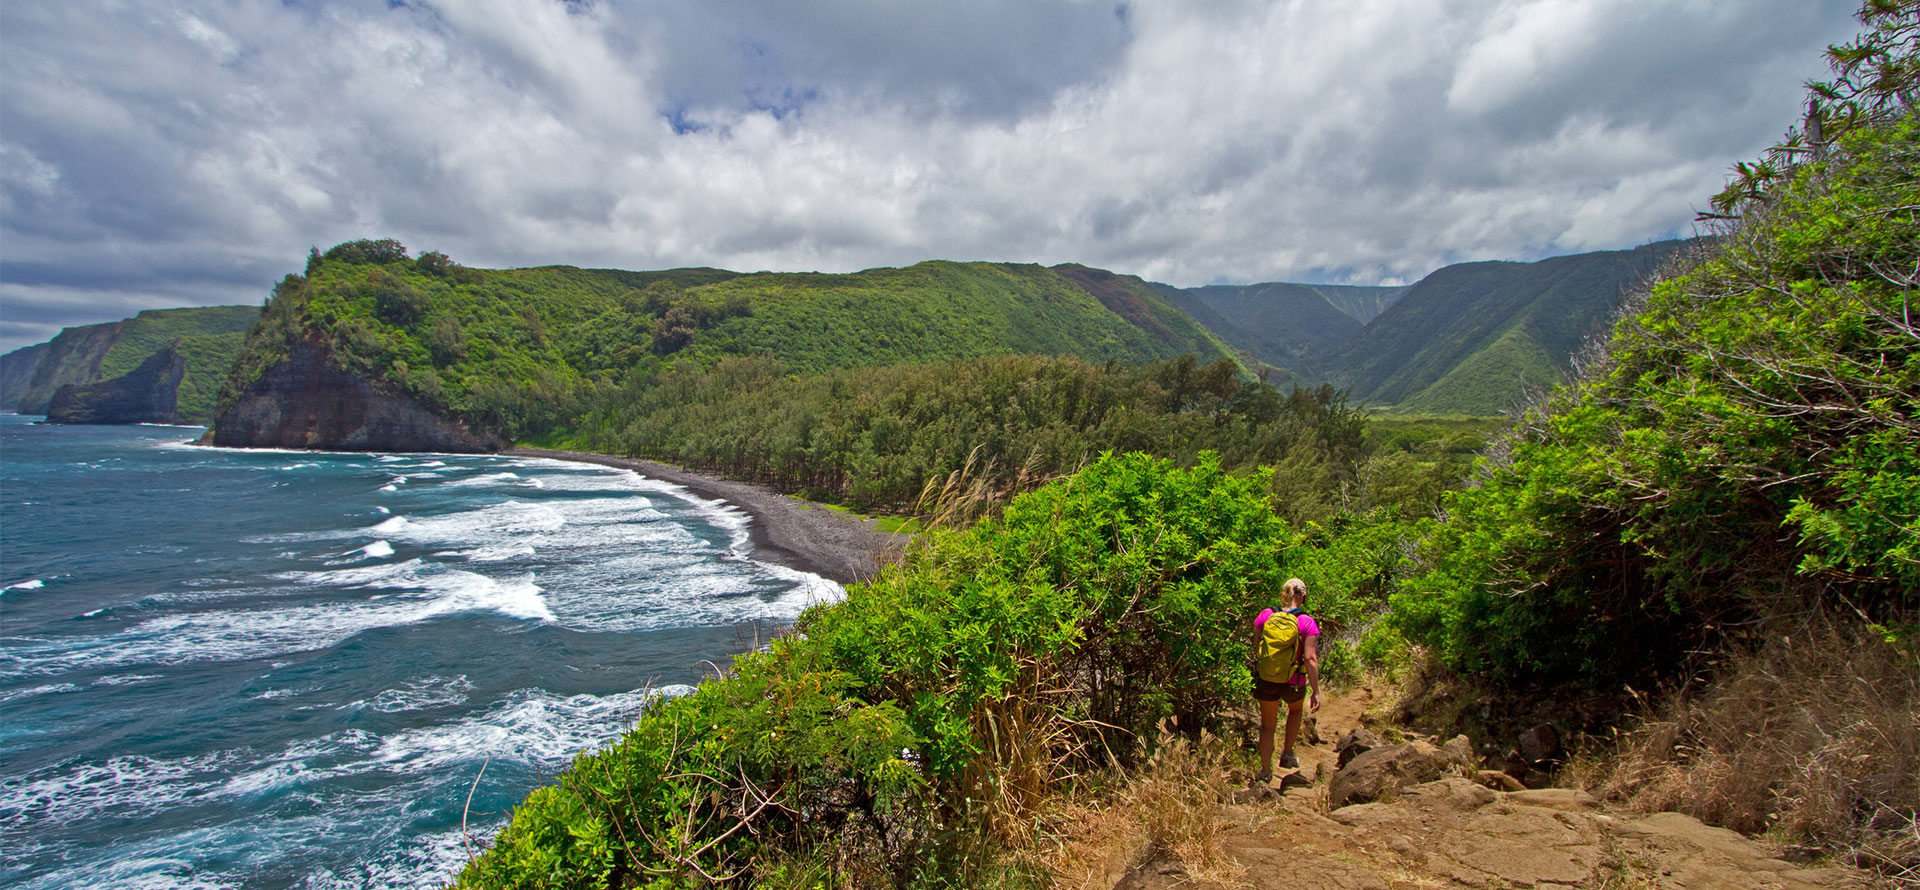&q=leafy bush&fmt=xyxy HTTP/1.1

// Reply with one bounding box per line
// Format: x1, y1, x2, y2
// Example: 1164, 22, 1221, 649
457, 452, 1396, 888
1389, 116, 1918, 684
